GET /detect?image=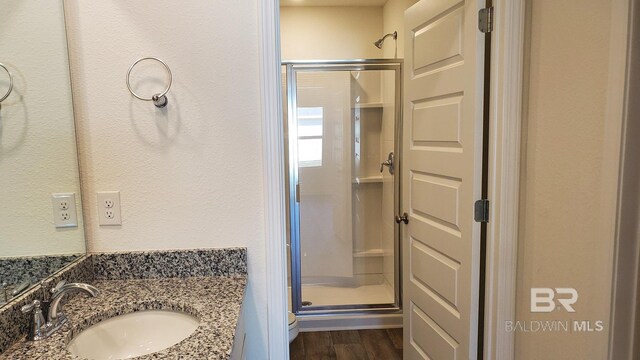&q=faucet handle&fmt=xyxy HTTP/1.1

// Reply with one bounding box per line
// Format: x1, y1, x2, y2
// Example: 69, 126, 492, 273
51, 280, 66, 294
380, 152, 395, 174
21, 299, 41, 314
21, 299, 47, 341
